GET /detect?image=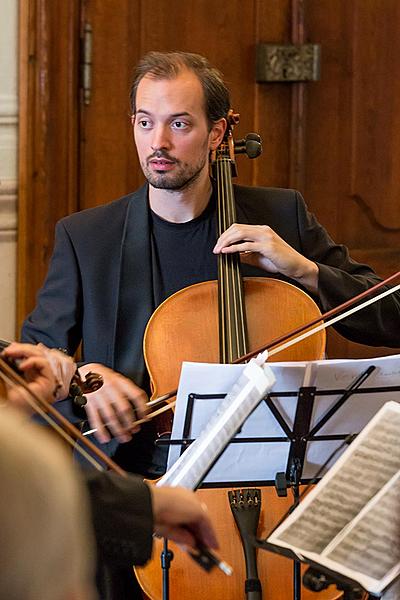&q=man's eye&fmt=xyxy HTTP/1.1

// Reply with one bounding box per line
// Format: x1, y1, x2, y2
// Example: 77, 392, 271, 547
138, 120, 151, 128
172, 121, 188, 130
